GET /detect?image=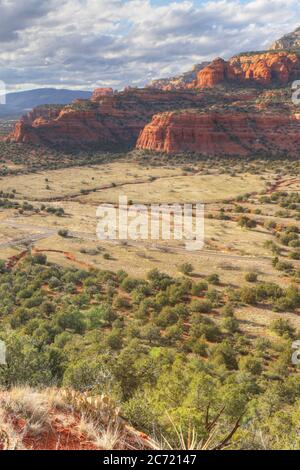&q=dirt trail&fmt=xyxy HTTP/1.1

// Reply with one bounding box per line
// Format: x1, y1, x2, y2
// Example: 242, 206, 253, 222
21, 172, 186, 203
33, 248, 94, 270
1, 218, 272, 265
267, 177, 300, 194
5, 250, 28, 270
